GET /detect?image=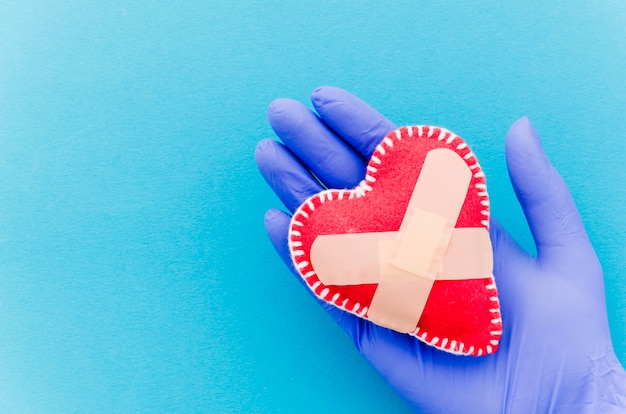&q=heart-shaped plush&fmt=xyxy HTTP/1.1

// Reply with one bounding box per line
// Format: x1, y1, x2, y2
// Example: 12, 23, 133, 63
288, 126, 502, 356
